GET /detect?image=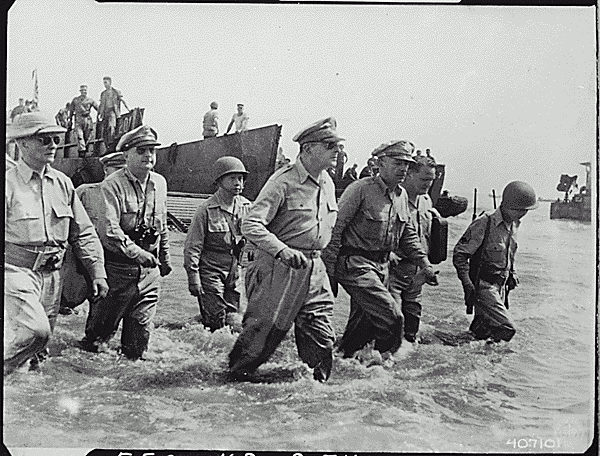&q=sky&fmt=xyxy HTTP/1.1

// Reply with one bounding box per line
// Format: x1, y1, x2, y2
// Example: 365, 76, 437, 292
6, 0, 597, 200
